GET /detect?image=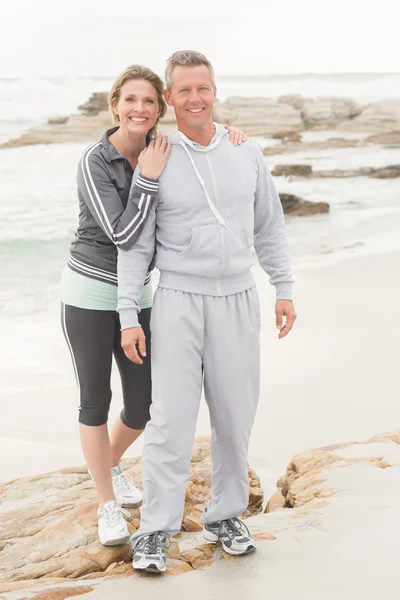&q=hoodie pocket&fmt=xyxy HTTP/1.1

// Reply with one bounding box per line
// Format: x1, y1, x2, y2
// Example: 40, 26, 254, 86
174, 223, 222, 278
